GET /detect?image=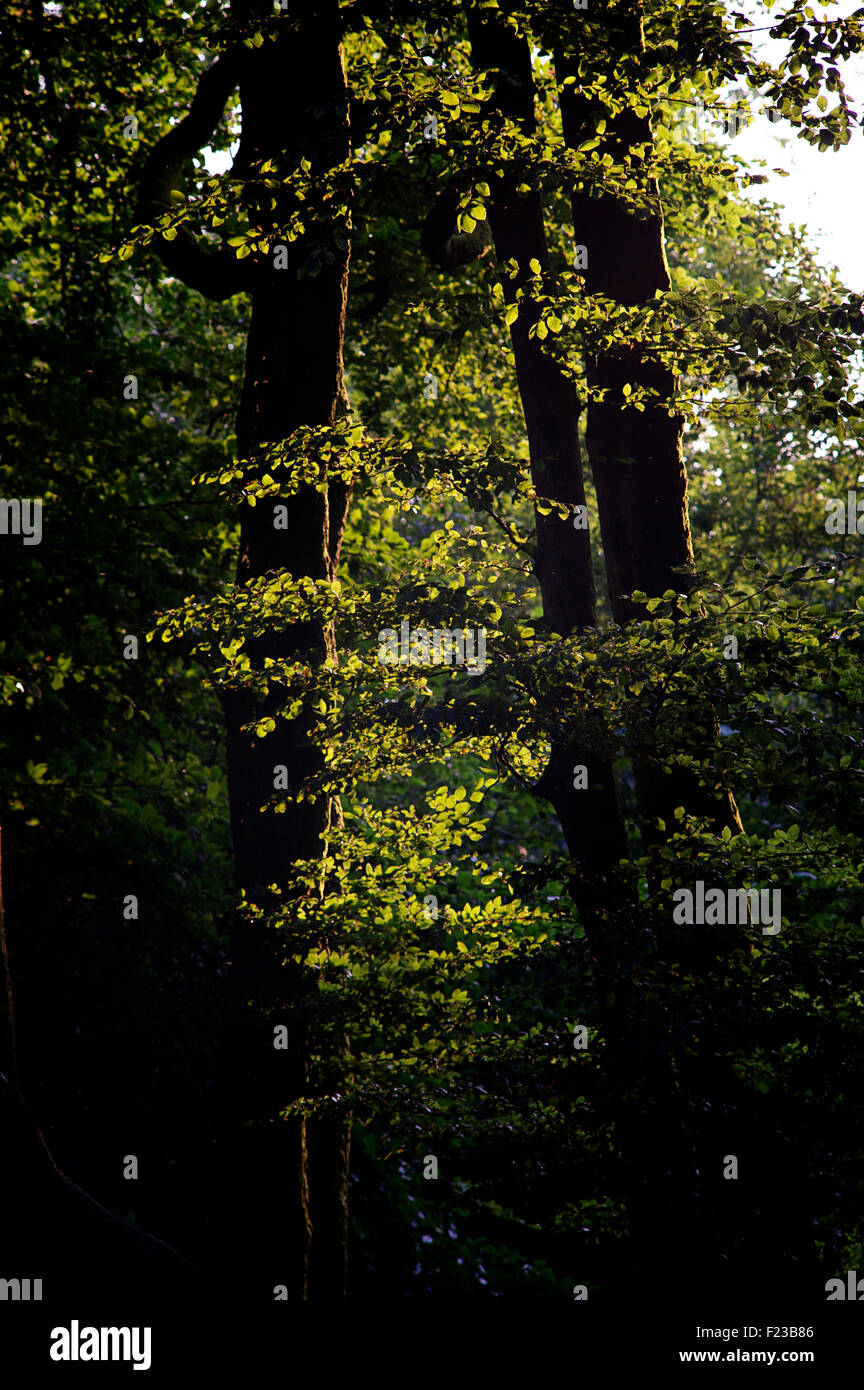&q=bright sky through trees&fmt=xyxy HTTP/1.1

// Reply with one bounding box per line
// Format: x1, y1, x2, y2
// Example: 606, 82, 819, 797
733, 1, 863, 286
